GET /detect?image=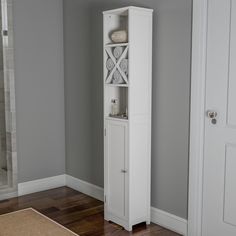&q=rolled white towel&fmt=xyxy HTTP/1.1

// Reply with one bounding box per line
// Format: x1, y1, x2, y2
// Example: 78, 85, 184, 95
106, 58, 115, 71
111, 30, 128, 43
113, 70, 123, 84
113, 46, 123, 59
120, 58, 128, 74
